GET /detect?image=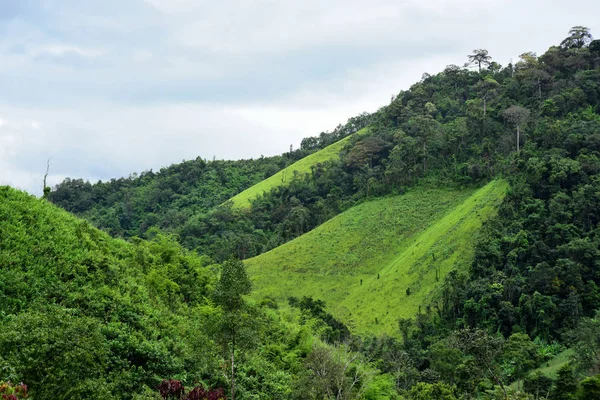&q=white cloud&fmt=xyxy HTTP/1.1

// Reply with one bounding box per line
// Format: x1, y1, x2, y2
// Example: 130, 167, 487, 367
132, 49, 153, 62
1, 0, 600, 197
30, 45, 105, 58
